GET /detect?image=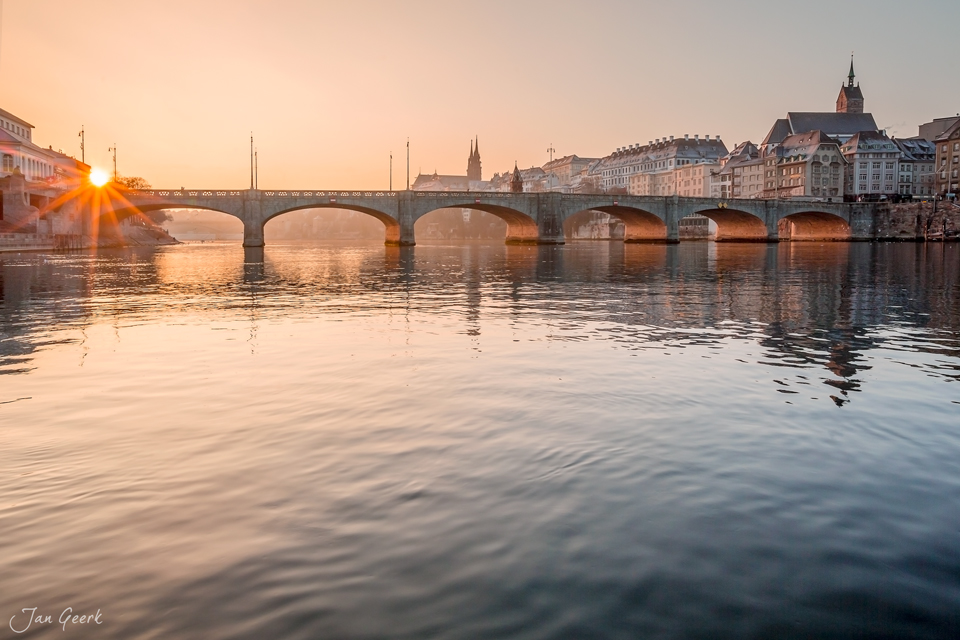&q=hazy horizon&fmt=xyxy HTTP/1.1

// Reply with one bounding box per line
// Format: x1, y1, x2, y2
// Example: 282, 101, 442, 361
2, 0, 958, 189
